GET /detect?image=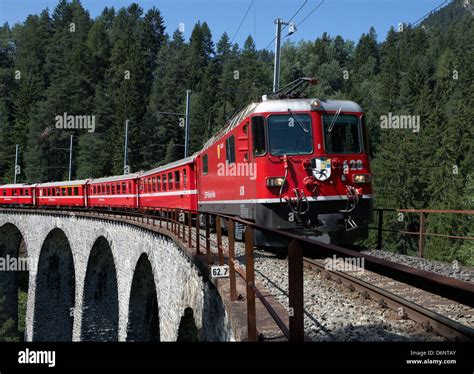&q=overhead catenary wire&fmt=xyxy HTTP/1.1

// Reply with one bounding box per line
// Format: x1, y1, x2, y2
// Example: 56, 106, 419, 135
281, 0, 325, 43
264, 0, 308, 50
409, 0, 449, 26
230, 0, 255, 45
